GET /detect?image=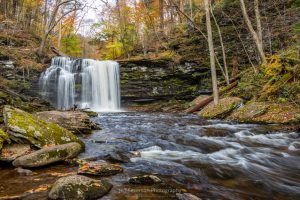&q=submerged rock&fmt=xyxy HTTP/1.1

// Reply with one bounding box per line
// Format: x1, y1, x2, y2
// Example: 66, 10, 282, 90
12, 142, 82, 168
0, 143, 31, 162
3, 106, 84, 148
78, 161, 123, 176
15, 167, 33, 176
198, 97, 243, 119
129, 175, 162, 185
176, 193, 202, 200
48, 175, 112, 200
228, 102, 300, 124
35, 111, 100, 134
